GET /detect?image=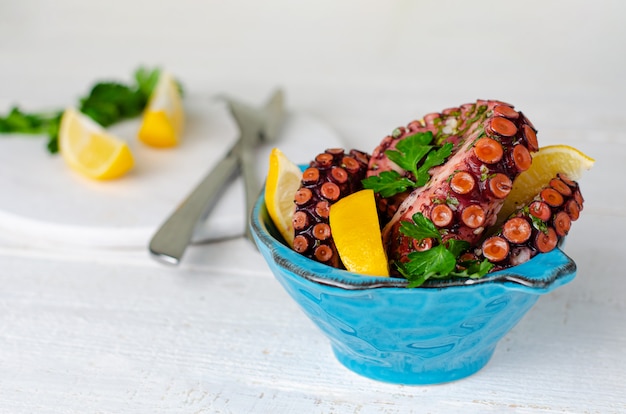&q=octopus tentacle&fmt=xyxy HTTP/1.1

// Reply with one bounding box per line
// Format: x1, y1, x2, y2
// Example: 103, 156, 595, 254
367, 100, 507, 224
292, 148, 370, 268
379, 100, 538, 268
478, 173, 584, 270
